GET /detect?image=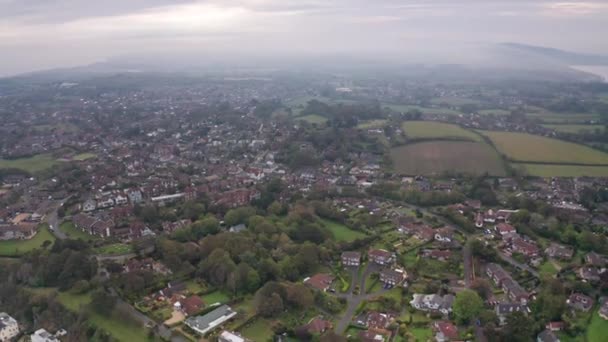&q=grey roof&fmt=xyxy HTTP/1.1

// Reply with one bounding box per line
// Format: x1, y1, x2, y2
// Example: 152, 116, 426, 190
185, 305, 237, 335
496, 303, 528, 315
